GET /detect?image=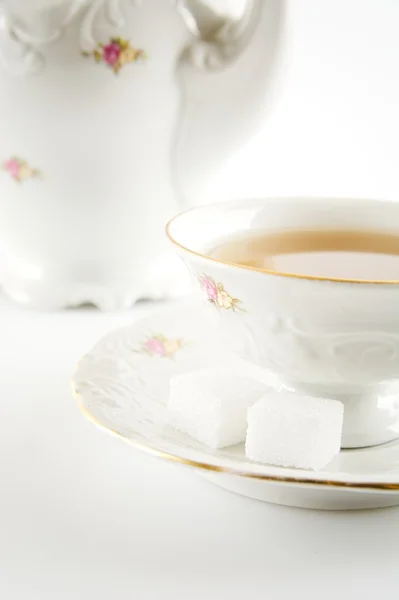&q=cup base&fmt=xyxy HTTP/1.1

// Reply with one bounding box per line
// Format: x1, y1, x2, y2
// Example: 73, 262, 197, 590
281, 380, 399, 449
